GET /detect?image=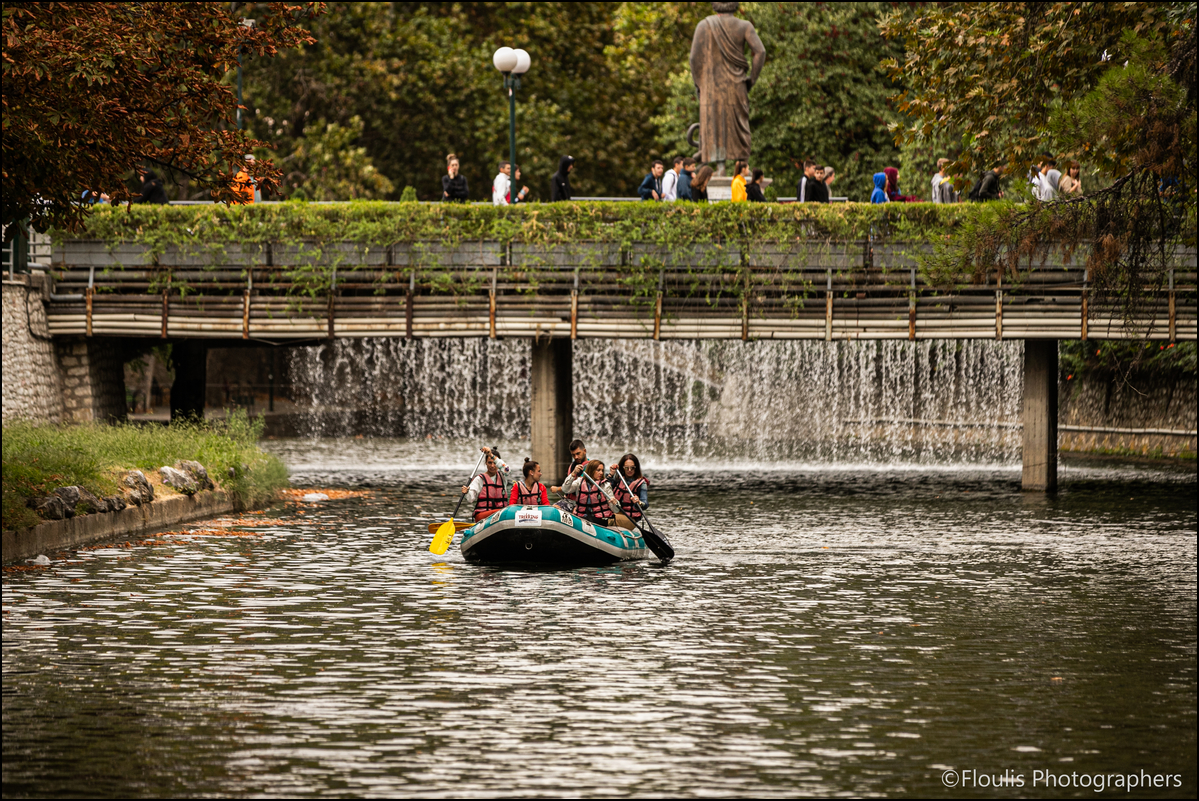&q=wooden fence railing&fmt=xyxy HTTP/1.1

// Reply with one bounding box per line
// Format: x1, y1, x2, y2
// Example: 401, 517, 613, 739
44, 240, 1196, 341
